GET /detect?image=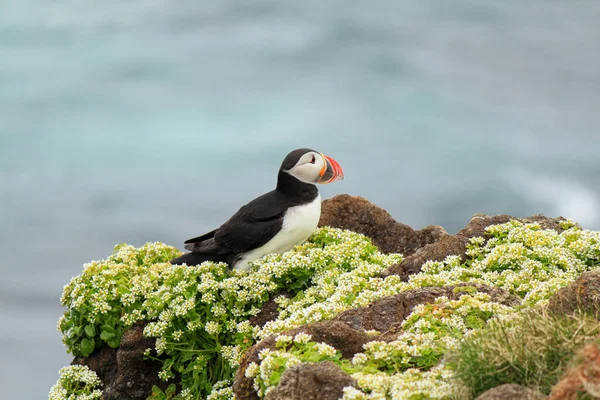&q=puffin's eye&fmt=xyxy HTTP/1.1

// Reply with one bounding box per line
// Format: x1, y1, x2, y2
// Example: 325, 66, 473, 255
310, 155, 316, 164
